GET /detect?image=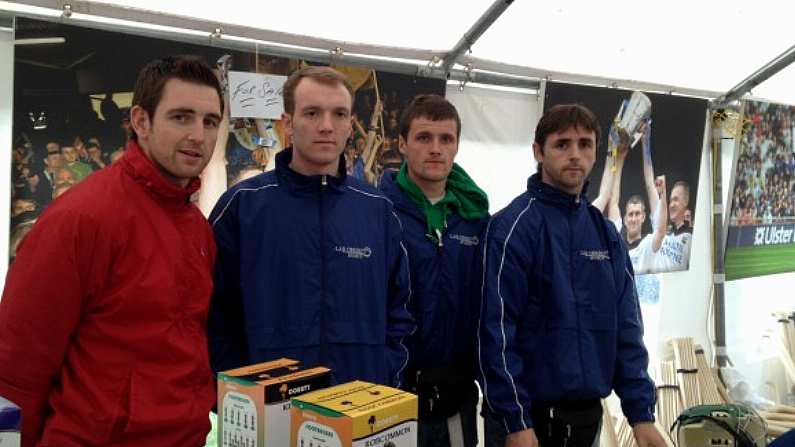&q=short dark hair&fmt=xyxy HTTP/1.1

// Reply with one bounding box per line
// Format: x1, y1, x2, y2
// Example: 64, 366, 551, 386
534, 104, 601, 149
672, 180, 691, 206
399, 94, 461, 141
625, 194, 646, 213
282, 66, 354, 115
130, 55, 223, 141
